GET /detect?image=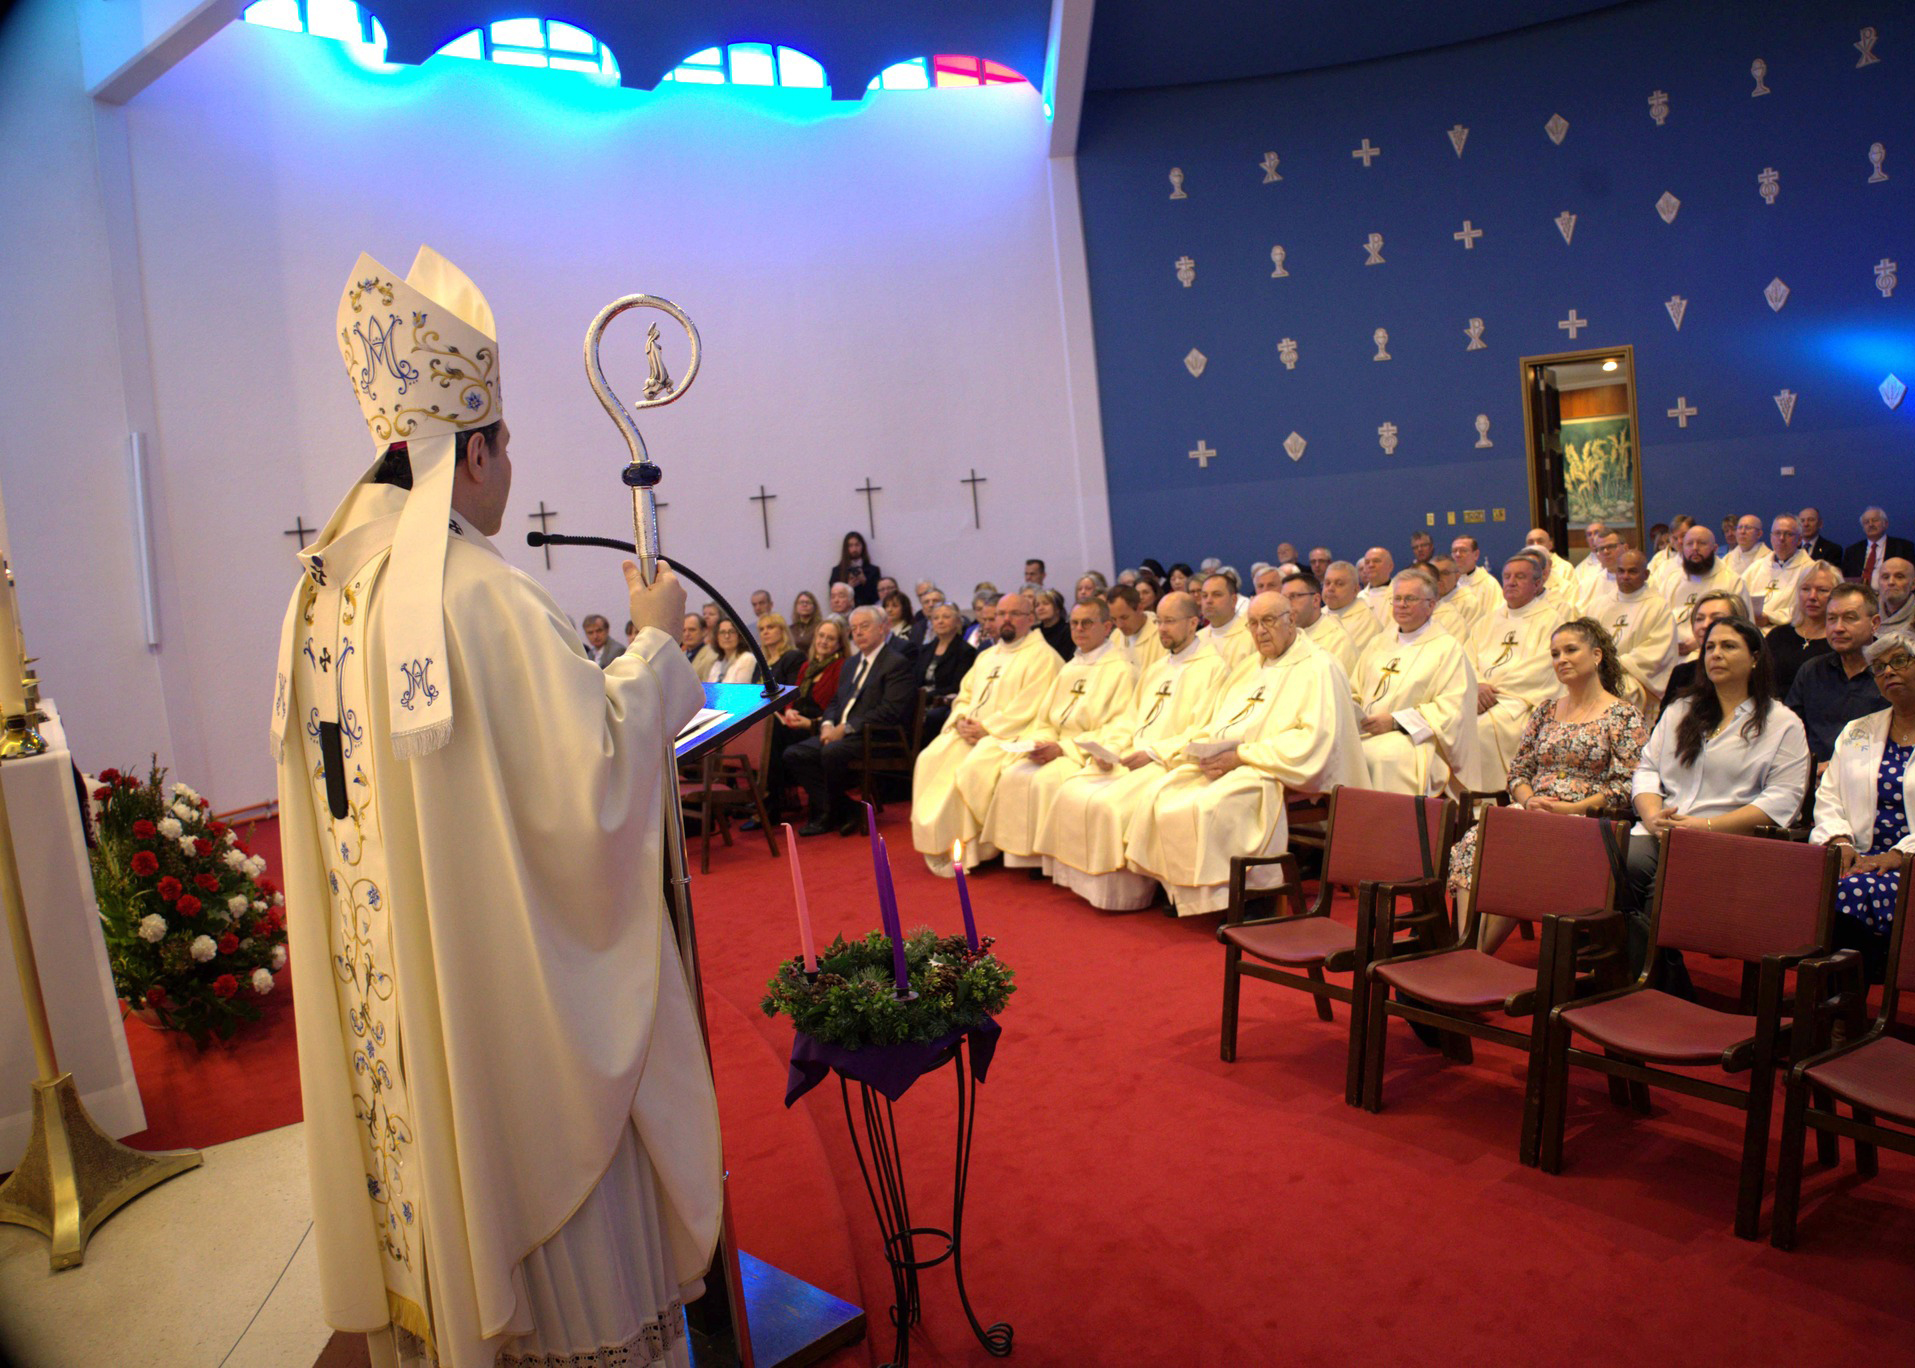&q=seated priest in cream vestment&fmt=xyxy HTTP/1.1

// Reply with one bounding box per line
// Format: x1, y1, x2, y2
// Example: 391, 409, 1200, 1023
1452, 536, 1502, 622
1321, 561, 1383, 656
1034, 593, 1227, 910
1464, 554, 1568, 792
1589, 549, 1677, 719
1662, 524, 1749, 658
1741, 515, 1813, 631
1570, 530, 1623, 613
274, 249, 721, 1368
1280, 570, 1357, 674
1106, 583, 1164, 682
1524, 527, 1576, 593
1429, 556, 1482, 642
980, 599, 1138, 868
1198, 571, 1255, 674
1349, 570, 1479, 796
911, 593, 1061, 874
1126, 593, 1367, 916
1356, 547, 1397, 626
